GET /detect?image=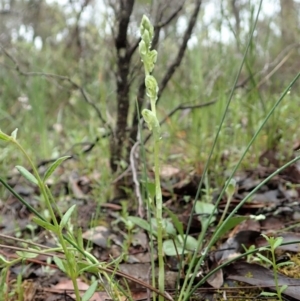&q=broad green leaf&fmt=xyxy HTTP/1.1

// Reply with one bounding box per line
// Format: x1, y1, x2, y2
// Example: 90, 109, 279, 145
128, 216, 151, 232
53, 256, 66, 273
32, 217, 56, 232
43, 156, 70, 182
141, 181, 156, 199
216, 216, 247, 240
163, 235, 198, 256
151, 218, 176, 237
163, 239, 184, 256
60, 204, 76, 229
78, 261, 99, 274
165, 207, 184, 237
178, 235, 198, 251
82, 280, 98, 301
16, 166, 38, 185
280, 284, 288, 293
195, 201, 216, 226
16, 251, 38, 259
273, 237, 283, 250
